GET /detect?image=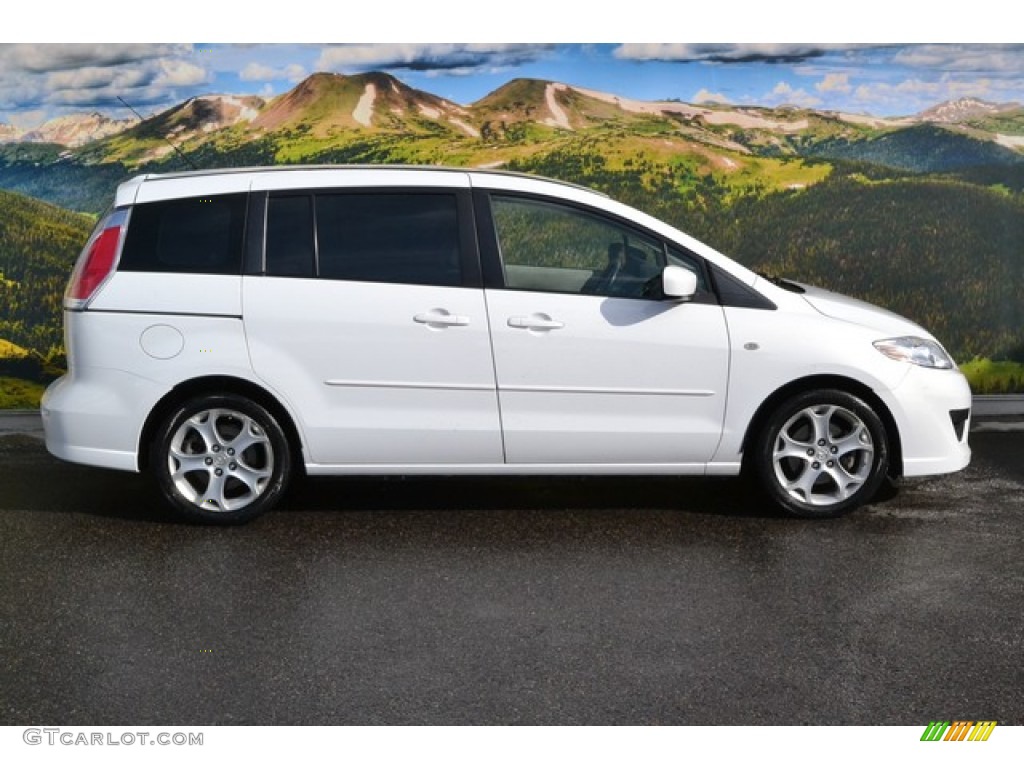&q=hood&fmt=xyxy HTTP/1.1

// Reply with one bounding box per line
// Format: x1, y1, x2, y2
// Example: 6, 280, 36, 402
794, 282, 931, 338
